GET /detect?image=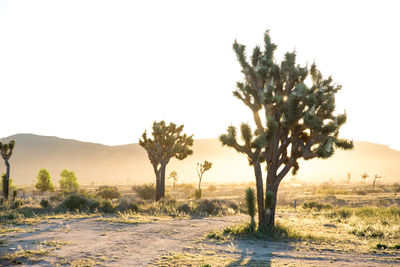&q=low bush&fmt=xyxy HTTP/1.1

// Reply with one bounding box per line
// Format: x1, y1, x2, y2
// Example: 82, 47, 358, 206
177, 203, 191, 213
326, 207, 353, 219
117, 198, 139, 212
96, 186, 121, 200
40, 199, 51, 209
207, 222, 293, 241
302, 201, 332, 211
59, 195, 90, 212
11, 200, 23, 209
99, 199, 114, 213
195, 199, 238, 216
132, 183, 156, 200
